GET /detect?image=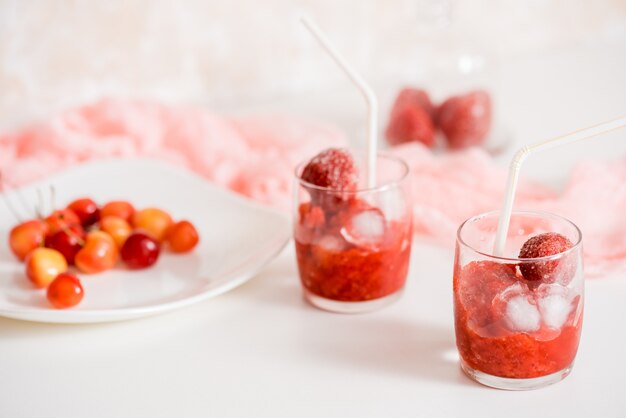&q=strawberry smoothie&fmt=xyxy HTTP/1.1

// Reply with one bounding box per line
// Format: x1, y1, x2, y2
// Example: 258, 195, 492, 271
294, 149, 412, 313
453, 211, 584, 389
